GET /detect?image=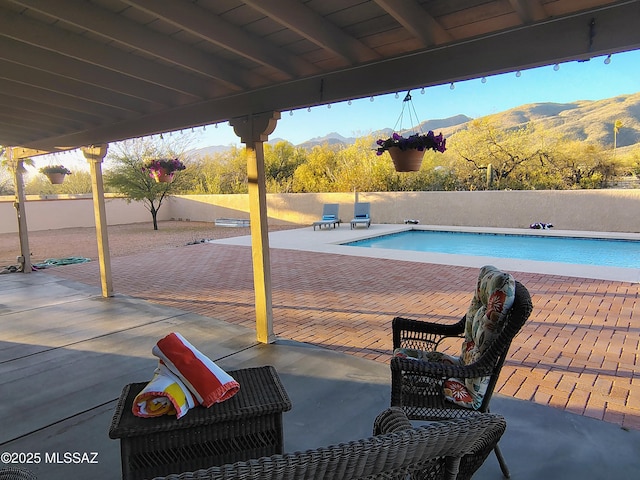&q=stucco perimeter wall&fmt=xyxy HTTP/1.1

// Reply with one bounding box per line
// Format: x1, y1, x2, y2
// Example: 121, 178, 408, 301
0, 195, 172, 234
2, 190, 639, 234
169, 190, 640, 233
